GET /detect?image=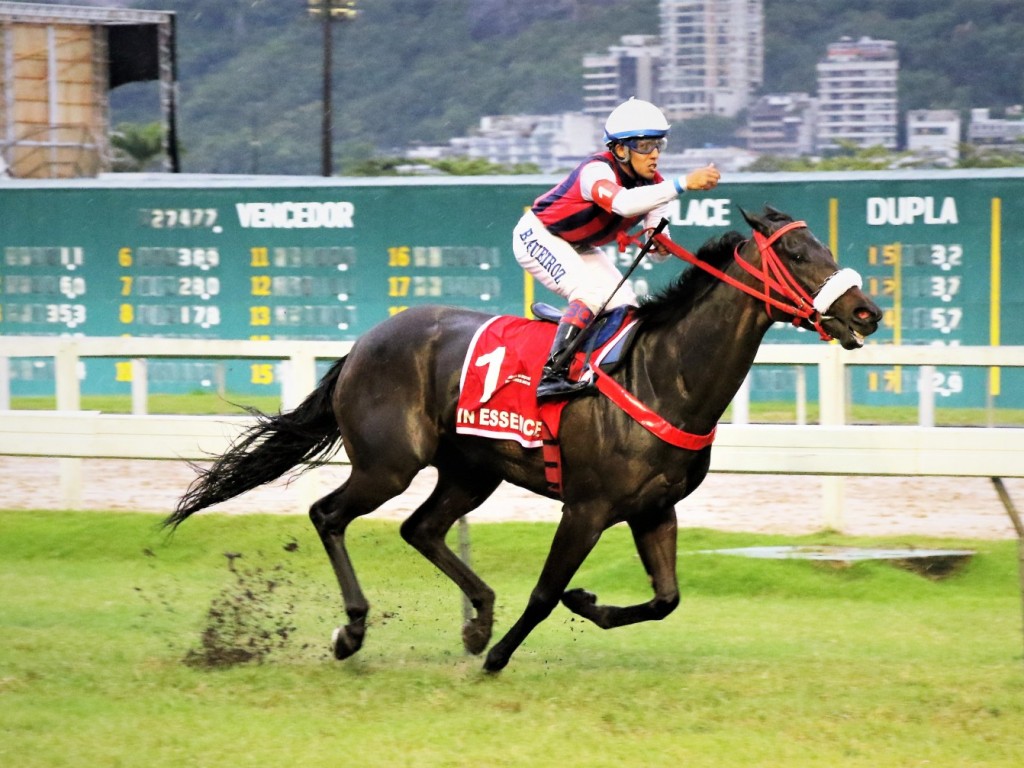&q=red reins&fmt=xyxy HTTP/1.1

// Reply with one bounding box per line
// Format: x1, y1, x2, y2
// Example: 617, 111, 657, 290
631, 221, 832, 341
581, 219, 836, 459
